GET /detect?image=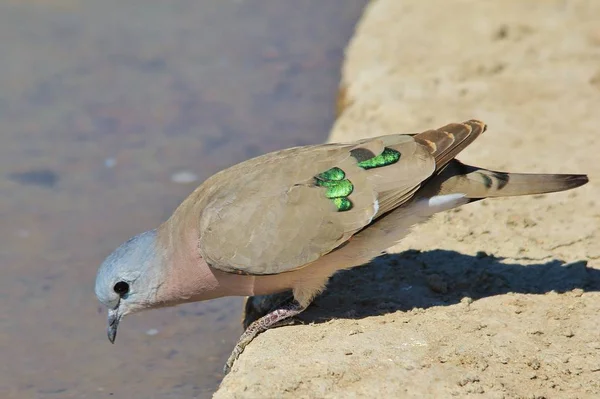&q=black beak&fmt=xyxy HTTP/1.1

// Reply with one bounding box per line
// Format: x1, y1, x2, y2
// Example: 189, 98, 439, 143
107, 308, 121, 344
